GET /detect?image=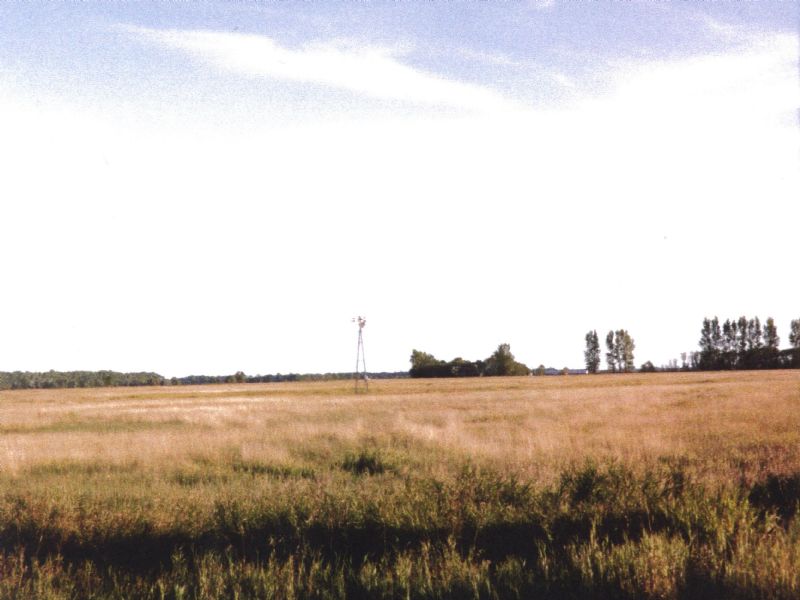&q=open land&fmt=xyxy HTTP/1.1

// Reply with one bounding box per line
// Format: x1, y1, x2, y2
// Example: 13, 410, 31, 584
0, 371, 799, 598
